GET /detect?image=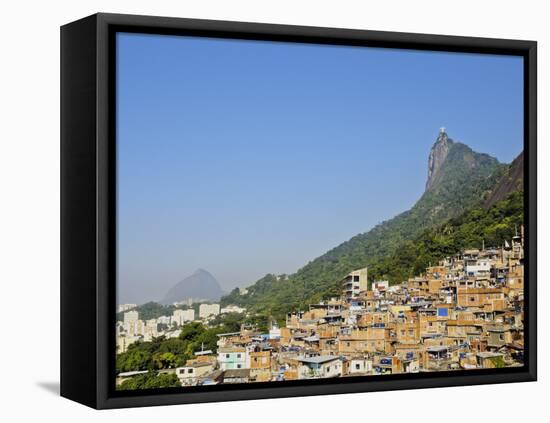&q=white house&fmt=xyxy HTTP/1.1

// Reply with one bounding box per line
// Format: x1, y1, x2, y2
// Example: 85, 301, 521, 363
349, 357, 373, 375
269, 325, 281, 340
297, 356, 343, 379
220, 304, 246, 314
465, 259, 492, 277
176, 362, 214, 386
